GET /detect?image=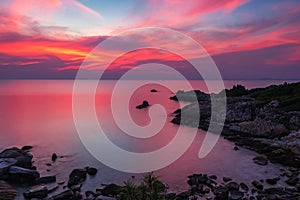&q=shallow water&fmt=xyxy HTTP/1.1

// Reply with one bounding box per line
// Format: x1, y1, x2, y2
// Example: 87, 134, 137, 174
0, 79, 298, 198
